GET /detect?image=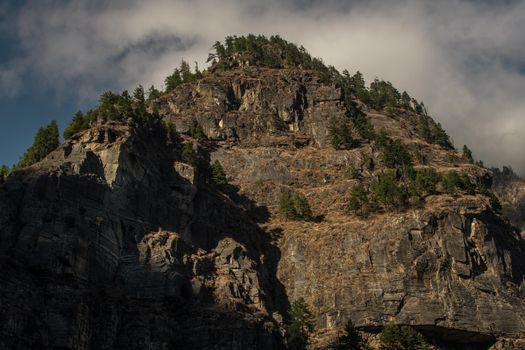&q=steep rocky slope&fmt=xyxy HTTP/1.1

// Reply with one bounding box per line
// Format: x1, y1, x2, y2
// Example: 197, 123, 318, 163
1, 39, 525, 350
492, 167, 525, 236
0, 121, 285, 349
